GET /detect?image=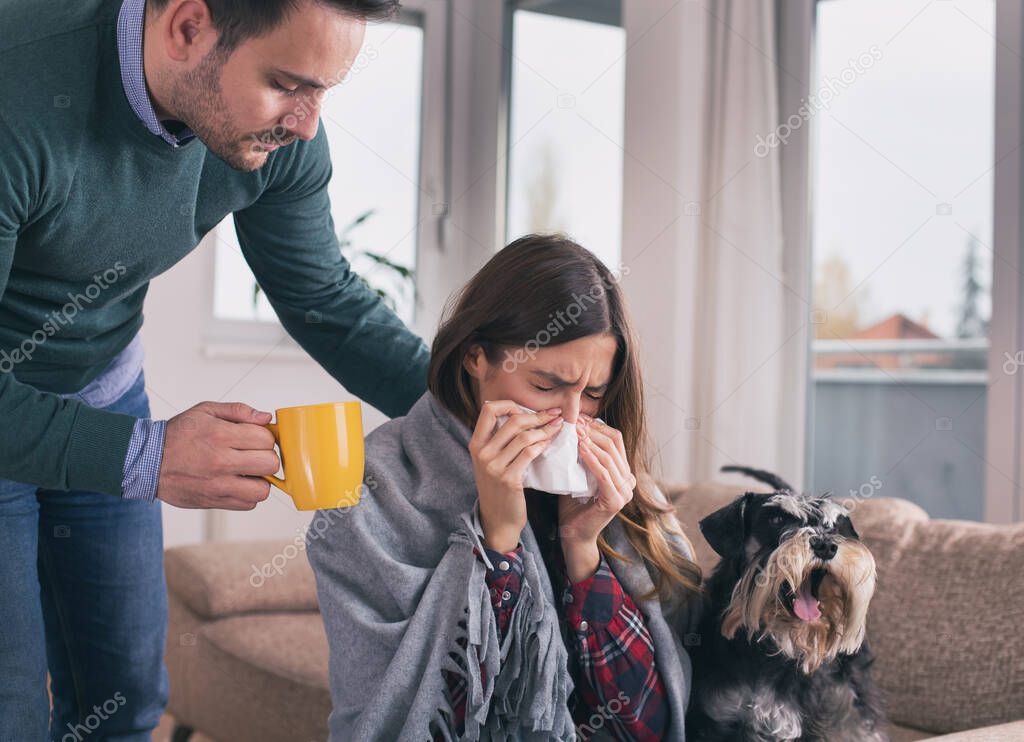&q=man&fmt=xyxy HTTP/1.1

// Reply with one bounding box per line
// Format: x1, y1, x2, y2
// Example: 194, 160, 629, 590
0, 0, 429, 738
